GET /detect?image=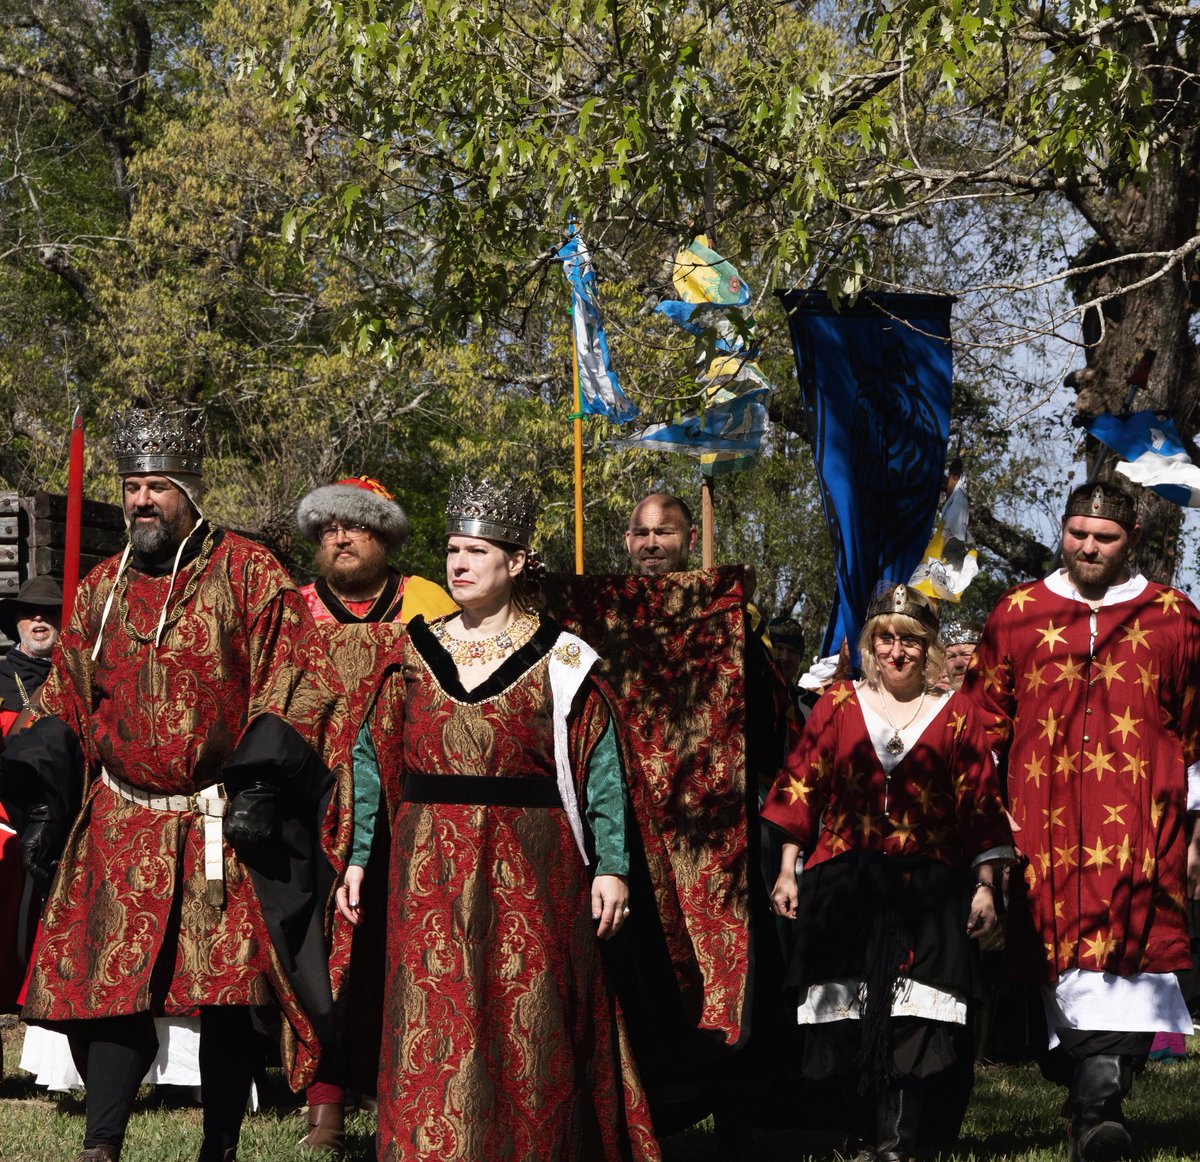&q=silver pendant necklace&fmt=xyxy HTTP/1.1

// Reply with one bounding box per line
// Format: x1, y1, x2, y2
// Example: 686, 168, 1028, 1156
879, 687, 927, 756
